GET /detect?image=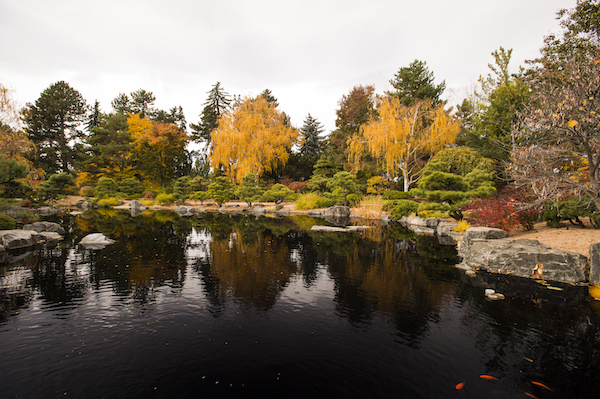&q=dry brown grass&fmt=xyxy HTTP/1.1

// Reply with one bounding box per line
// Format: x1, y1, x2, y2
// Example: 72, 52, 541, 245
352, 195, 384, 219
